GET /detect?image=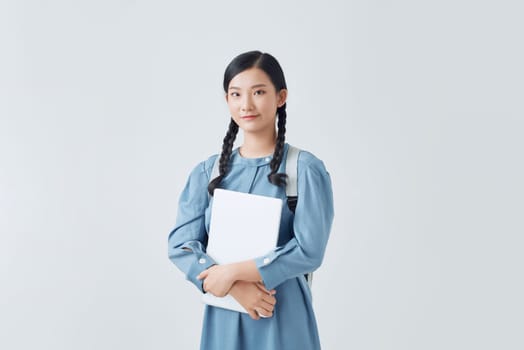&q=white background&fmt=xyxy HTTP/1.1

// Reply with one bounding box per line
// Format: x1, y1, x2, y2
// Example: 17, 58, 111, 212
1, 0, 523, 349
